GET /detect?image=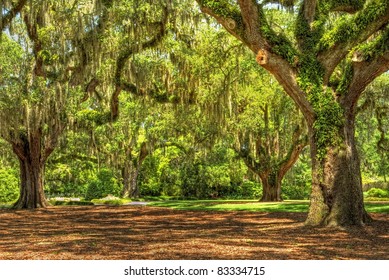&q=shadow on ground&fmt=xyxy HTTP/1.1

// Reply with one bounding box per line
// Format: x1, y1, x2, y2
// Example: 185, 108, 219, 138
0, 206, 388, 259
